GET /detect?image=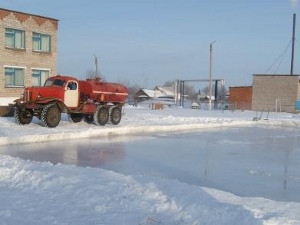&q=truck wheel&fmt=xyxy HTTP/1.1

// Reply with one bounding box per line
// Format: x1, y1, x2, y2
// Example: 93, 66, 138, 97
68, 113, 83, 123
110, 106, 122, 125
93, 105, 109, 126
14, 107, 33, 125
85, 114, 94, 124
41, 103, 61, 128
